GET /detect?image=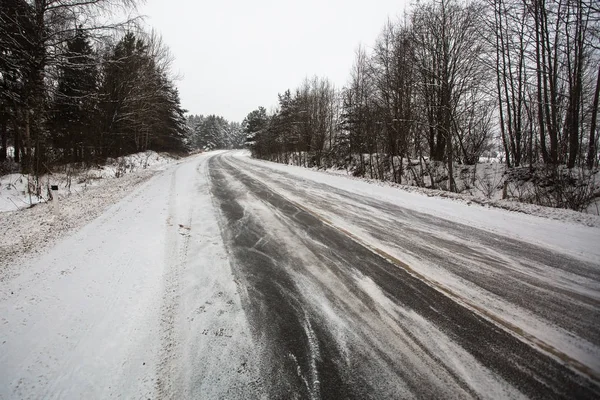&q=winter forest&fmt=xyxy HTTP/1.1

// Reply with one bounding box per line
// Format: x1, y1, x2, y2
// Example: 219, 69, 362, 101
1, 0, 599, 213
243, 0, 600, 212
0, 0, 193, 172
